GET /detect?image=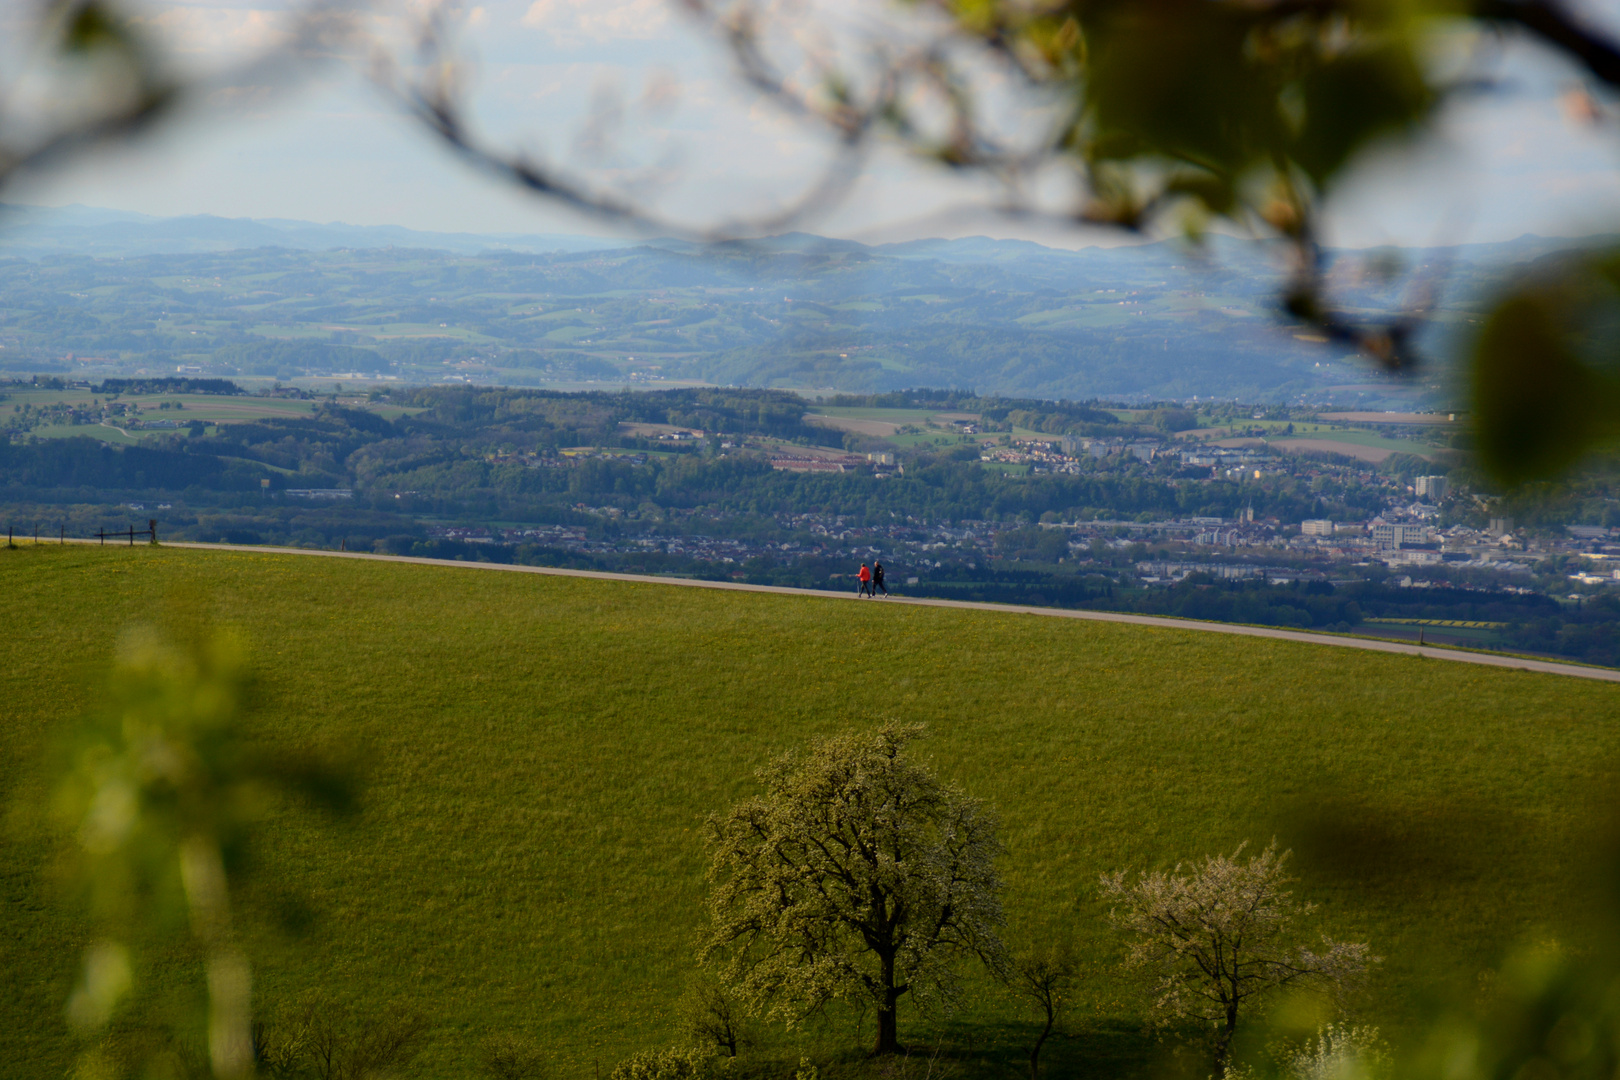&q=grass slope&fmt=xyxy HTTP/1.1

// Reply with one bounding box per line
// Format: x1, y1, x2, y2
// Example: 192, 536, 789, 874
1, 546, 1616, 1079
